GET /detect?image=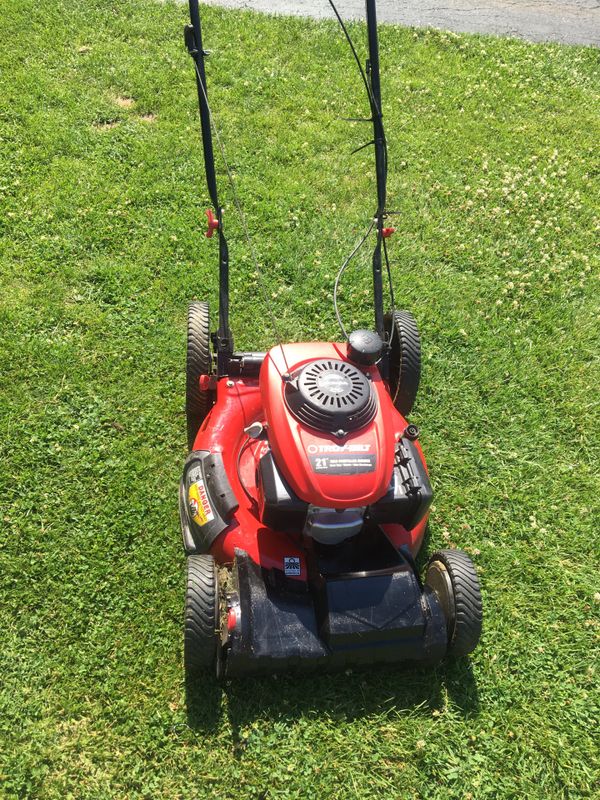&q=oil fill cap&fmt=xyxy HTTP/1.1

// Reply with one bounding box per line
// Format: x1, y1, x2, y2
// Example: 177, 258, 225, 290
347, 330, 383, 365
